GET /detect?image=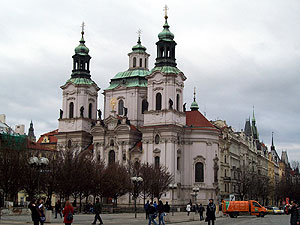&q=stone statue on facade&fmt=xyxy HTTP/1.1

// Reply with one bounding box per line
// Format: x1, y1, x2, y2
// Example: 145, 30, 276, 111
60, 109, 63, 119
169, 98, 173, 109
97, 109, 102, 120
183, 103, 186, 112
123, 107, 128, 117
